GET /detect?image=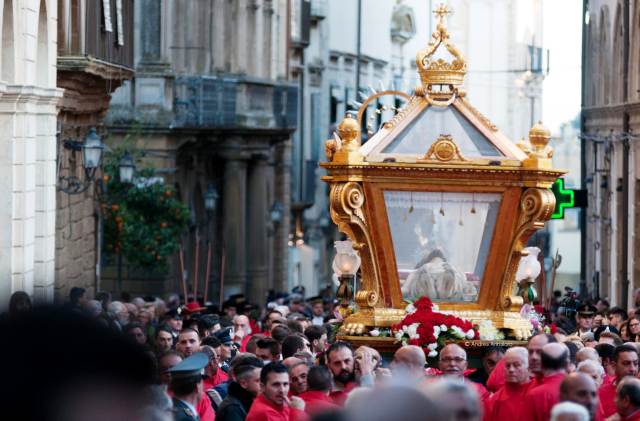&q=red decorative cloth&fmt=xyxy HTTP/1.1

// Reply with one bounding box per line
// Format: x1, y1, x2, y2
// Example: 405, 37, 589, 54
521, 372, 566, 421
245, 394, 308, 421
298, 391, 339, 415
